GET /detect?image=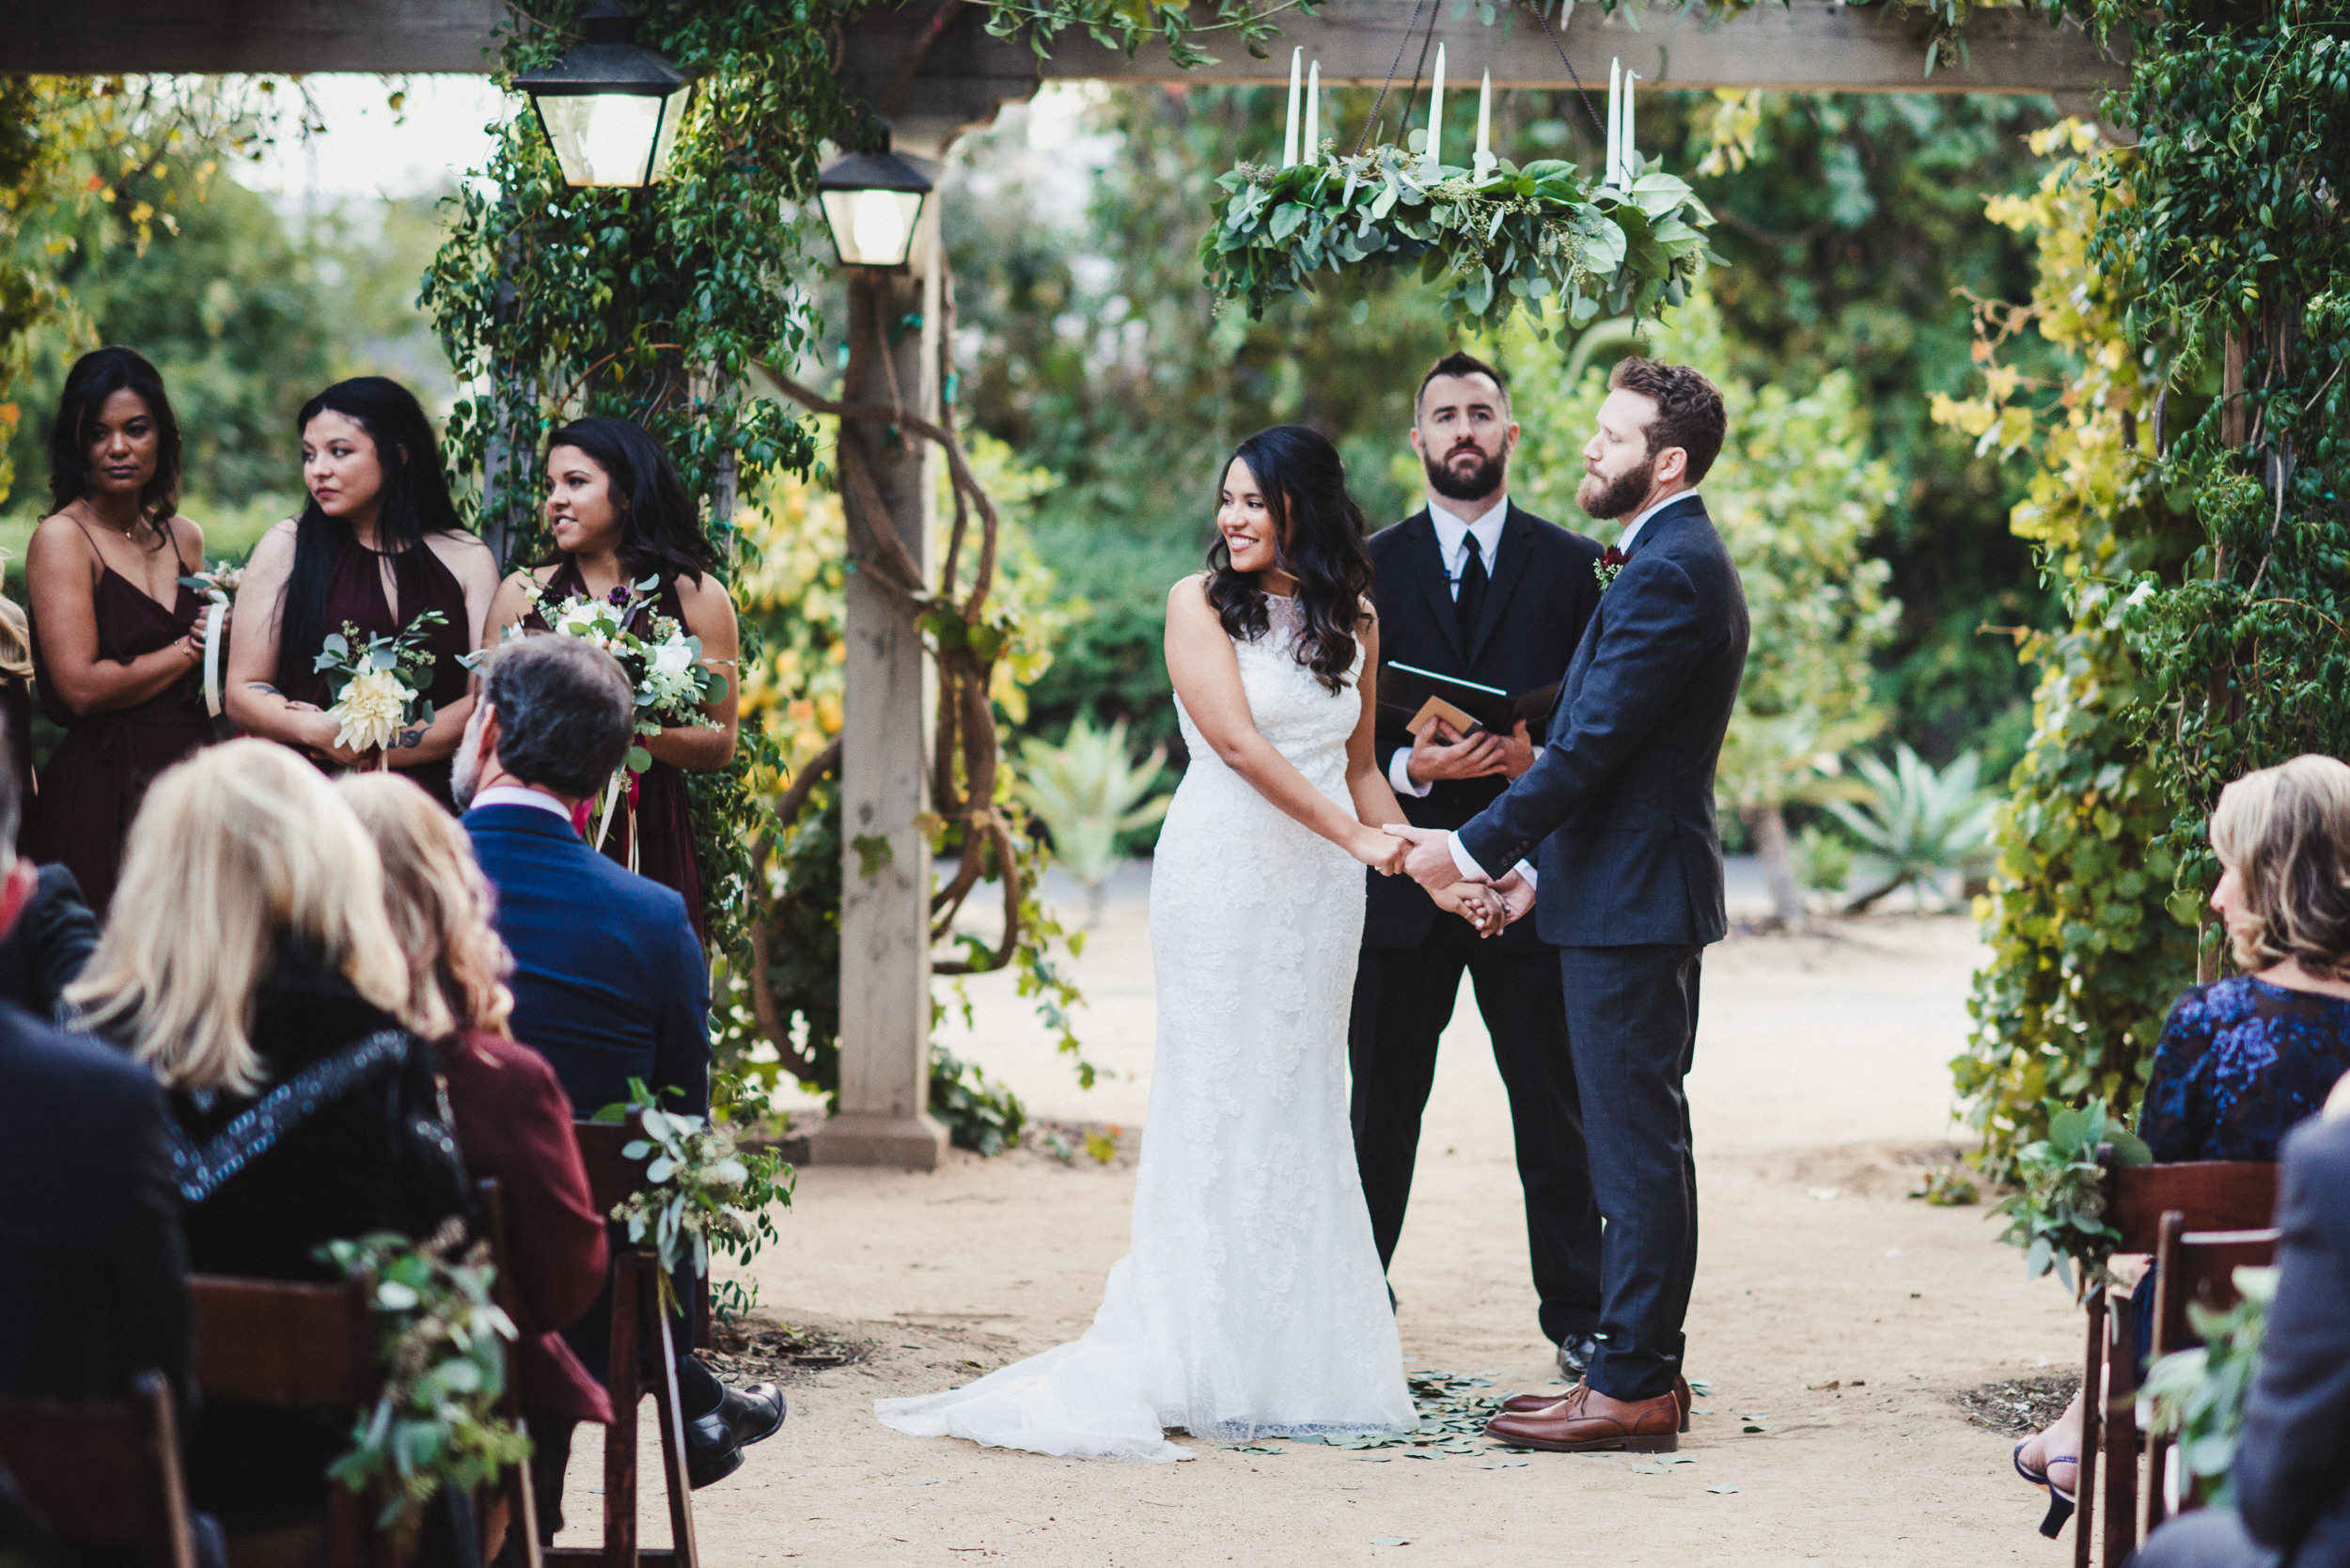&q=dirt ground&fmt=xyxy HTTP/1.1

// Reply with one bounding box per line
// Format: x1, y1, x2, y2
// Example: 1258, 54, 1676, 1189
554, 883, 2087, 1567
